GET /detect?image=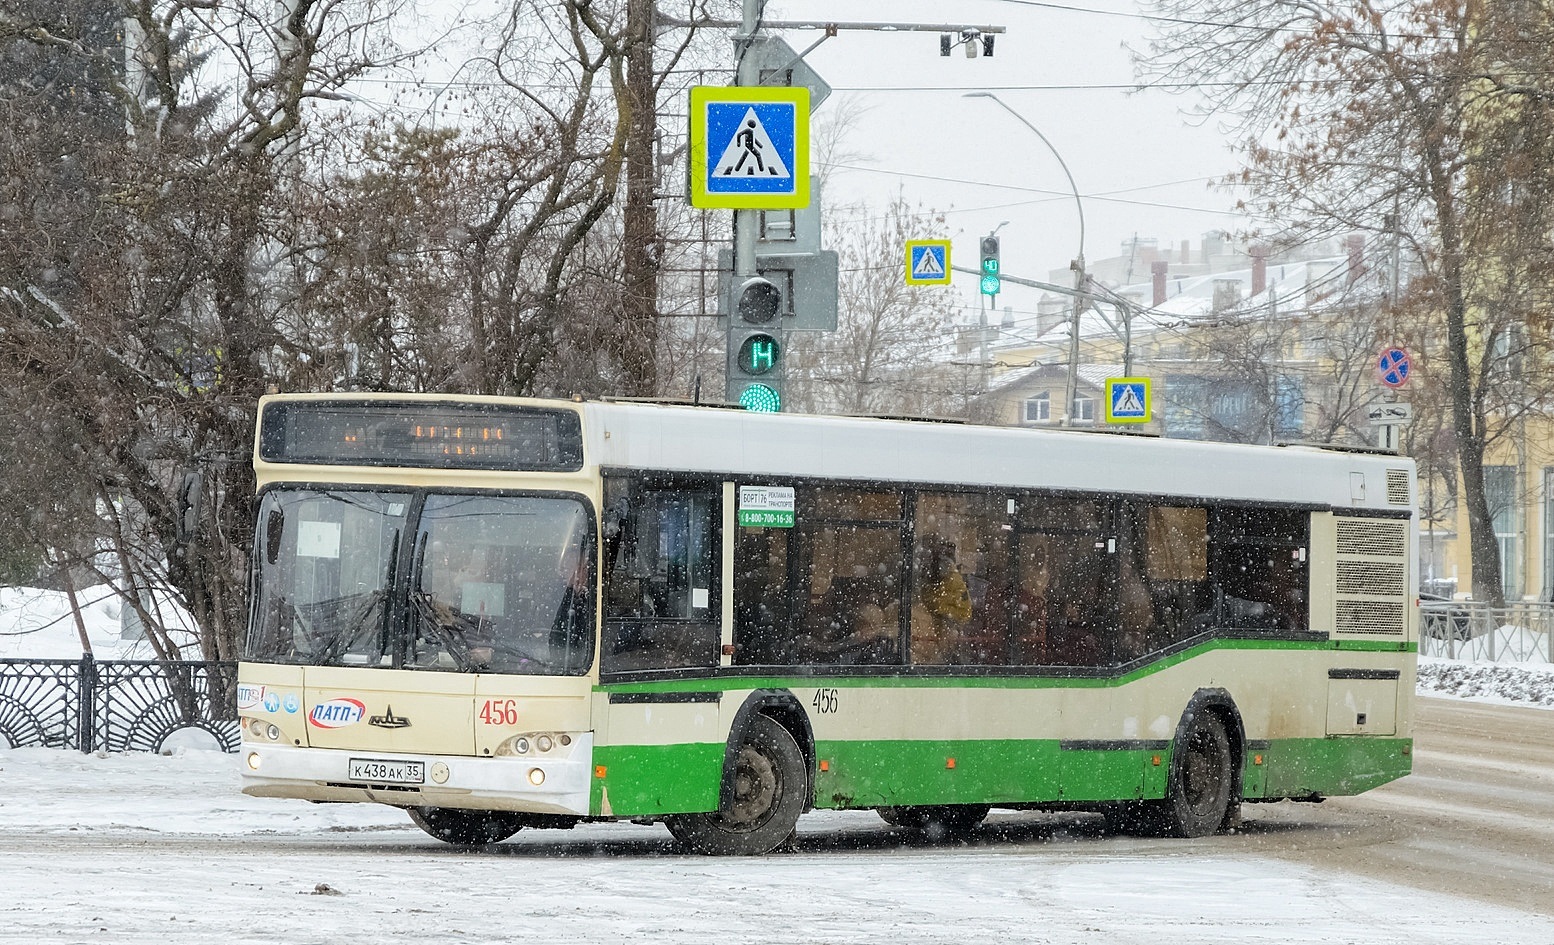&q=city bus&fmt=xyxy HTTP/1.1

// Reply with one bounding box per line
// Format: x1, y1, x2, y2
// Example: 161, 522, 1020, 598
238, 393, 1417, 854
